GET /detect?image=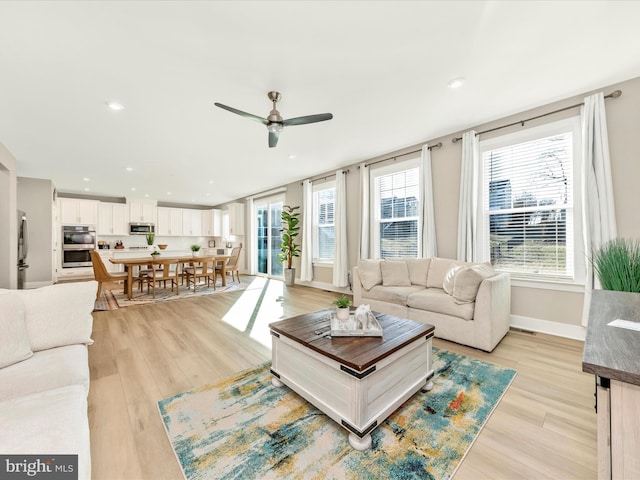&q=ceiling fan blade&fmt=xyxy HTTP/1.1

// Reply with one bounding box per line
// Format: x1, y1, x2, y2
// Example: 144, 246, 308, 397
214, 103, 269, 125
268, 131, 279, 148
282, 113, 333, 126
